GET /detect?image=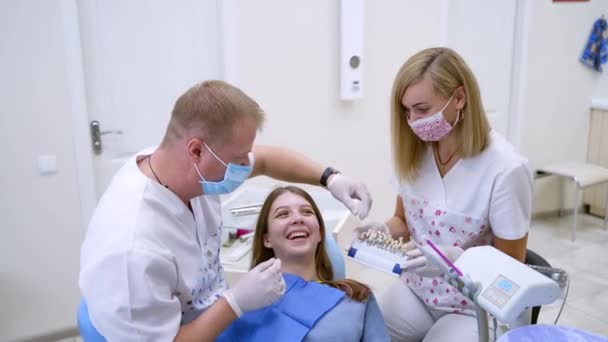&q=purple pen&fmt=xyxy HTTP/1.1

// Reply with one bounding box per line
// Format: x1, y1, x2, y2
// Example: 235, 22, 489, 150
425, 239, 464, 277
